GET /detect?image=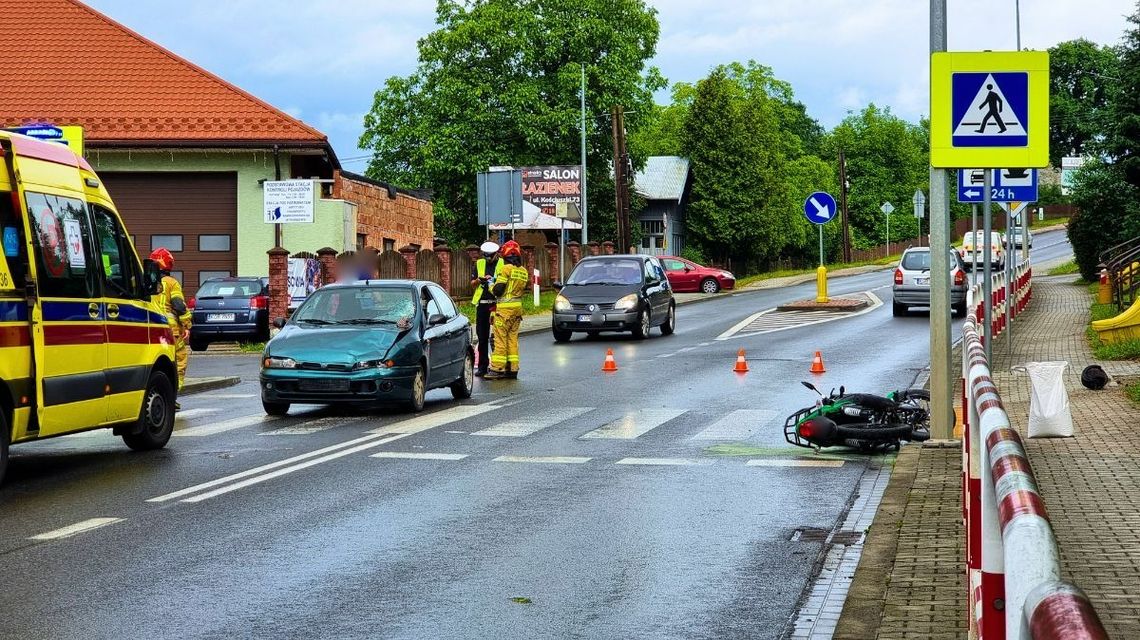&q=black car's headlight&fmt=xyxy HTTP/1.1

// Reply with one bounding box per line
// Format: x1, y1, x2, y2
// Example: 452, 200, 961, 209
554, 294, 572, 312
614, 293, 638, 312
263, 356, 297, 369
353, 359, 395, 370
